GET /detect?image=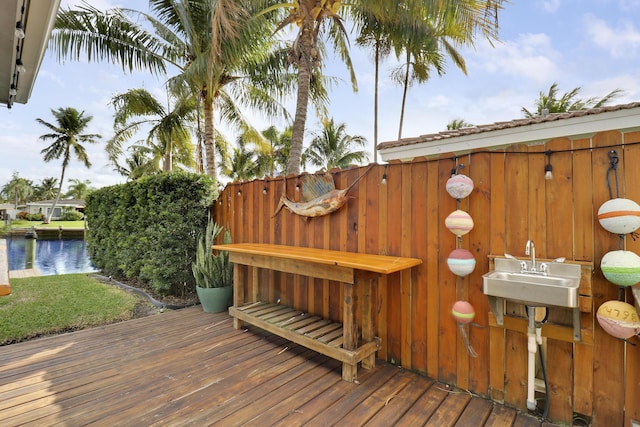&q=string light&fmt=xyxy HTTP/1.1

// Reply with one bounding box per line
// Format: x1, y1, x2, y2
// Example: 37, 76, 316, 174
381, 165, 387, 185
544, 151, 553, 180
16, 59, 26, 73
15, 21, 25, 39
